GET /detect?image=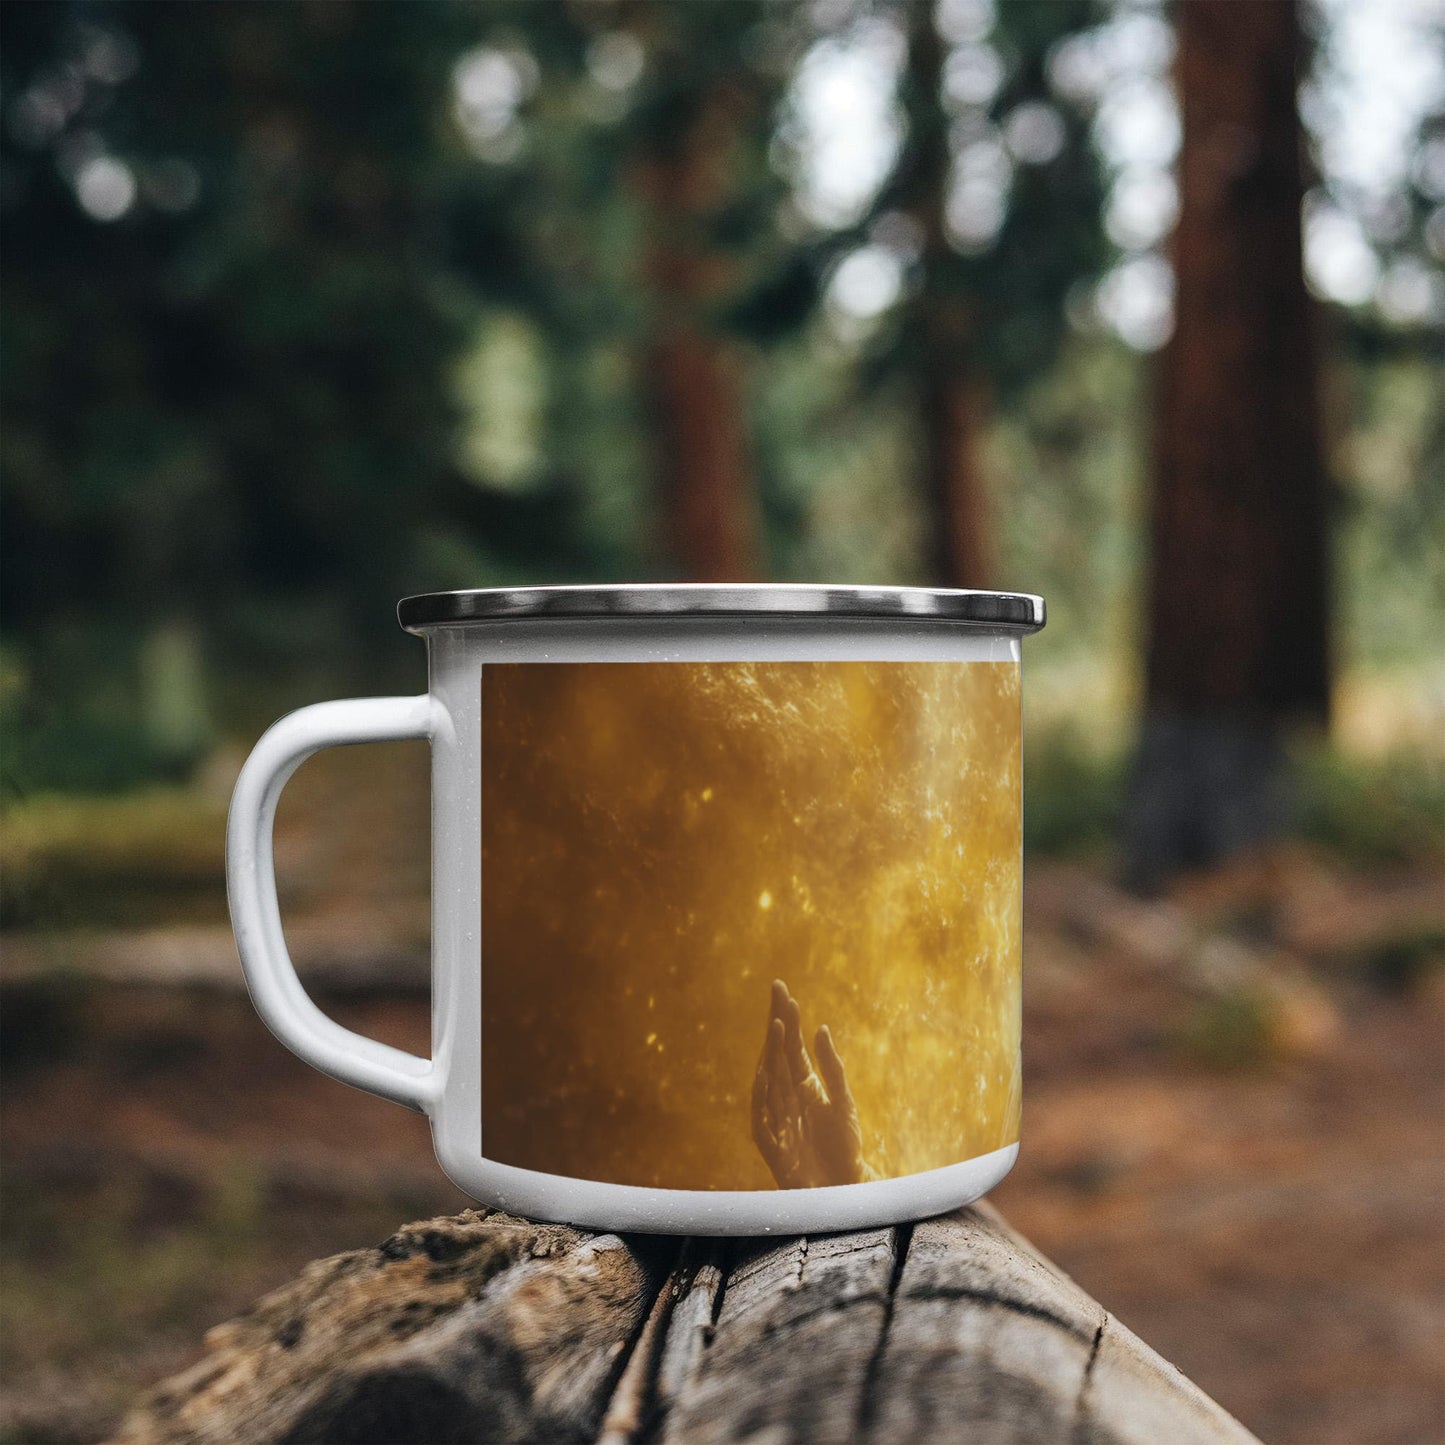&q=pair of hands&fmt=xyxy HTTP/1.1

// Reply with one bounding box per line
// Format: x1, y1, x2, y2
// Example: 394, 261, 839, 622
751, 979, 872, 1189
